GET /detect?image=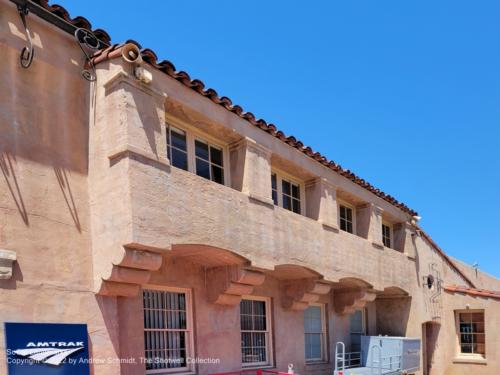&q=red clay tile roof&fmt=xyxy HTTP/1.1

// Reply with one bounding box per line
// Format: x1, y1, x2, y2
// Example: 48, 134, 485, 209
418, 227, 476, 288
29, 0, 418, 217
31, 0, 111, 44
26, 0, 482, 289
94, 40, 420, 217
444, 285, 500, 300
